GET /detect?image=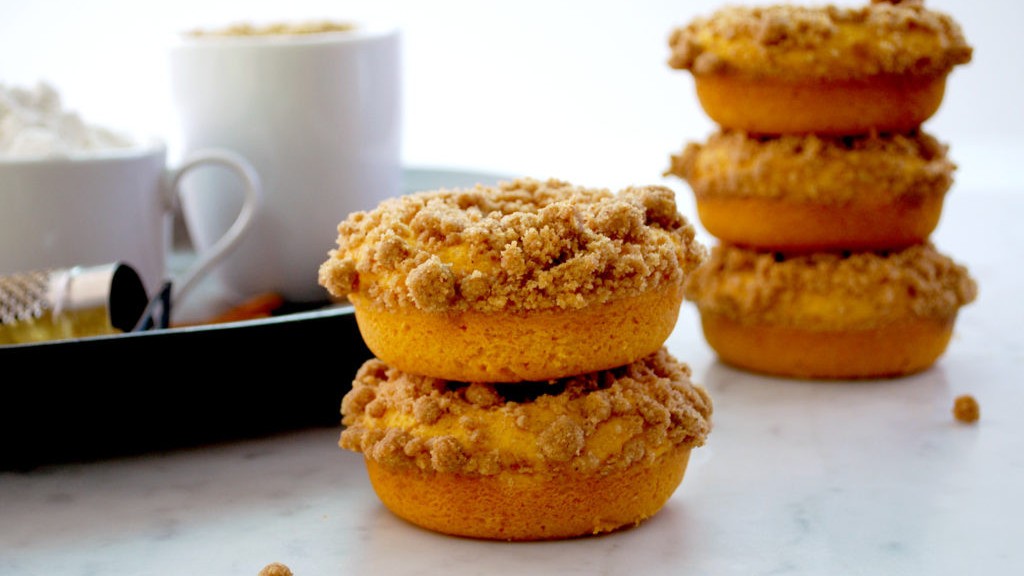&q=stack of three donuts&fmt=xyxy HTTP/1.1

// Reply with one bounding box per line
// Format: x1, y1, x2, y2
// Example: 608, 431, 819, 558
318, 177, 713, 540
664, 0, 977, 379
